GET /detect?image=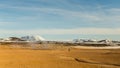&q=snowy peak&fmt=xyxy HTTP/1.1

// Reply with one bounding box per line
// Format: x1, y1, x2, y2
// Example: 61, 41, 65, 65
21, 35, 45, 41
